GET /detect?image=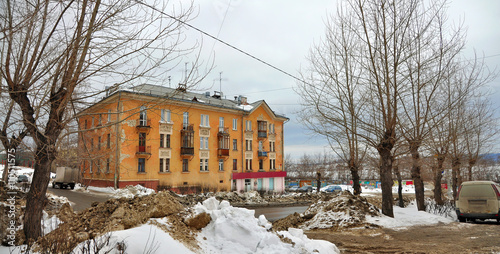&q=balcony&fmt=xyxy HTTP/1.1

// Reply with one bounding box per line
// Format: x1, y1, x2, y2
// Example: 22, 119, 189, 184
258, 151, 268, 158
136, 119, 151, 132
136, 146, 151, 157
218, 148, 229, 157
257, 130, 267, 139
181, 147, 194, 156
181, 124, 194, 157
